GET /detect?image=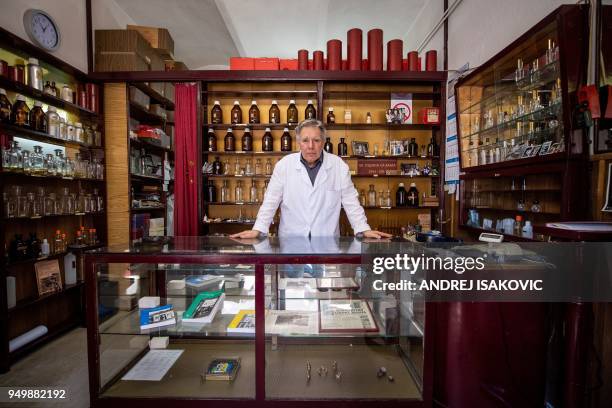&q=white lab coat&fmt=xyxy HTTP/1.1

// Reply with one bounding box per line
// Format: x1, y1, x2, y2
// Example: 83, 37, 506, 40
253, 152, 370, 237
